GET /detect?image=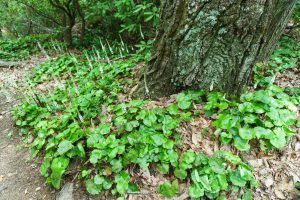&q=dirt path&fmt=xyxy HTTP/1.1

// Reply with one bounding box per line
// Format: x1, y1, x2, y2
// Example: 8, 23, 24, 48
0, 61, 99, 200
0, 62, 56, 200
